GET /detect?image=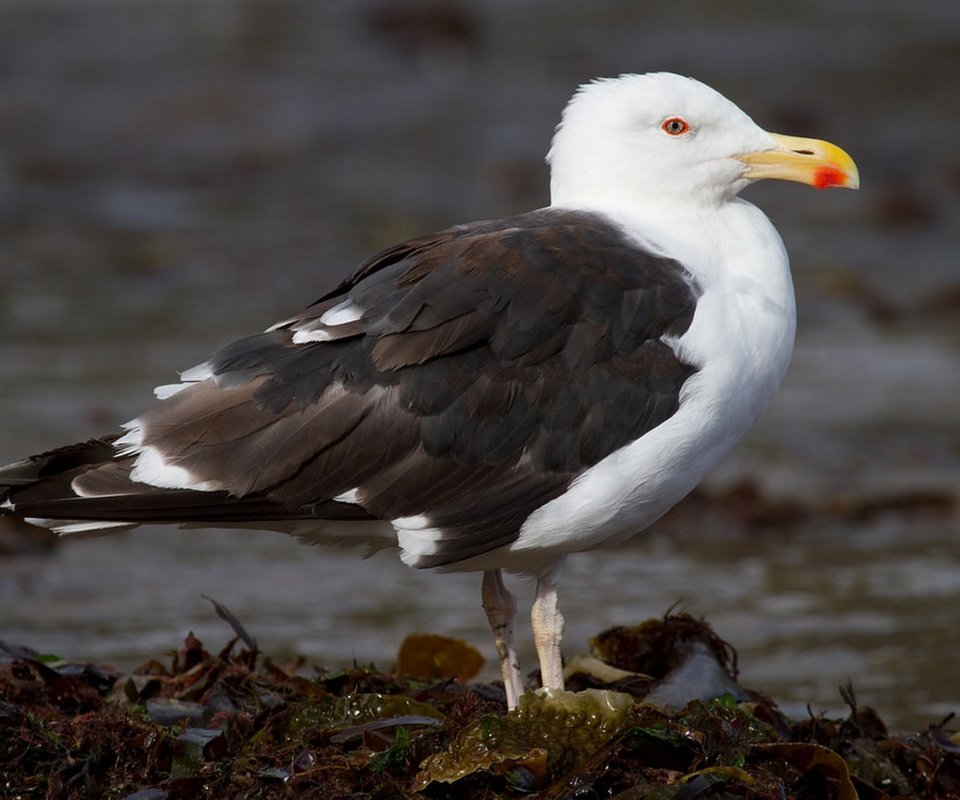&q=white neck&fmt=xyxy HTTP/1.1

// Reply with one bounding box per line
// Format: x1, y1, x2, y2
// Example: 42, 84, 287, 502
552, 193, 797, 421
